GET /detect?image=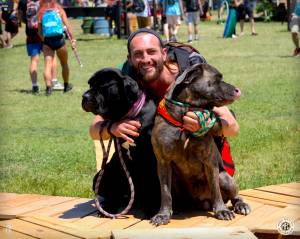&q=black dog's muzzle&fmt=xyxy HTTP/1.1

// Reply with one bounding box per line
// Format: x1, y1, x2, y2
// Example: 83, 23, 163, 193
82, 90, 96, 113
